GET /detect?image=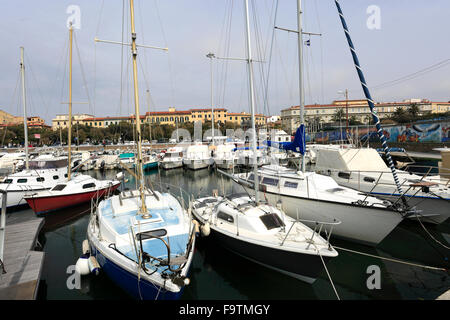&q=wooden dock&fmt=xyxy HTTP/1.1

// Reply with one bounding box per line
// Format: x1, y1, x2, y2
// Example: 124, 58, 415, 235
0, 210, 44, 300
